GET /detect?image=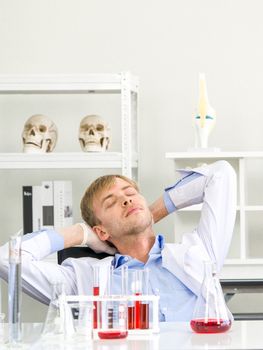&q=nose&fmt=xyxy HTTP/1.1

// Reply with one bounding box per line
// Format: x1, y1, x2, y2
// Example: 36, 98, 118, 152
29, 127, 36, 136
88, 128, 95, 135
122, 198, 132, 207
